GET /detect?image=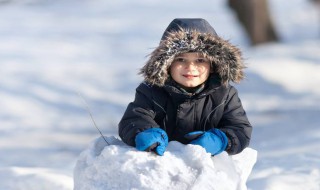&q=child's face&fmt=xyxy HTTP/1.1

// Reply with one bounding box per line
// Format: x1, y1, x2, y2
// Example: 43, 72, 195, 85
170, 52, 211, 88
